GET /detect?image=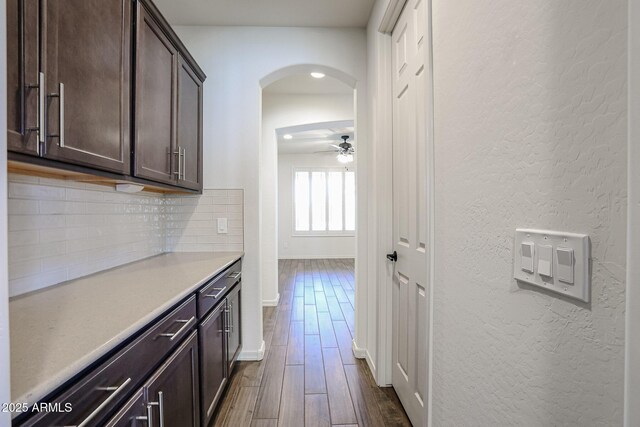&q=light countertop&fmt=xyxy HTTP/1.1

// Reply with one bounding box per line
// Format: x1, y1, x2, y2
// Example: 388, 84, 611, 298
9, 251, 243, 407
